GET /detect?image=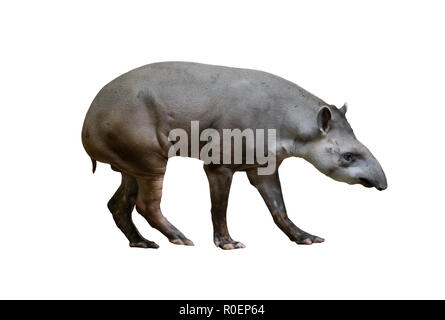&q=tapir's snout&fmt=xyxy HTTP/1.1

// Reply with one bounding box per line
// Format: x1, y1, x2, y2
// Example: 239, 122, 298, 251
376, 185, 387, 191
358, 176, 387, 190
358, 155, 387, 191
375, 178, 388, 191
